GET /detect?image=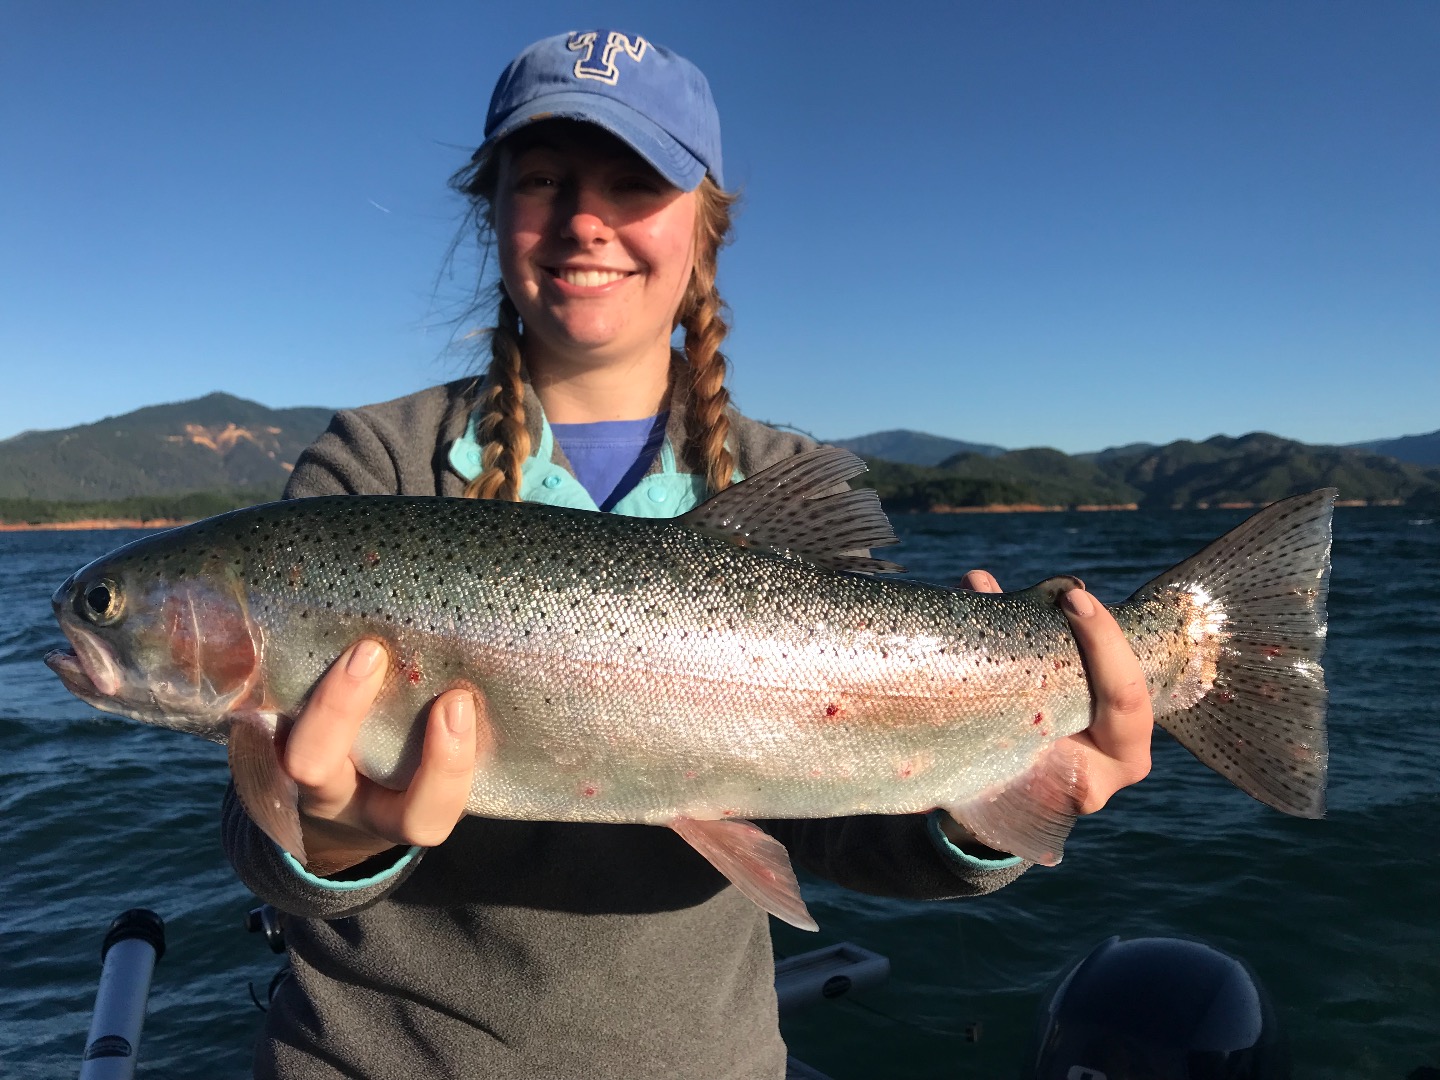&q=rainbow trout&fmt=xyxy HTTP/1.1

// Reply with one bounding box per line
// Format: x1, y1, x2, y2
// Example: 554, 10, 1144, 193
46, 449, 1332, 929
